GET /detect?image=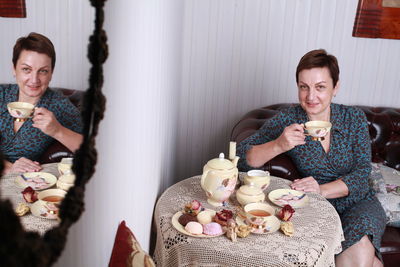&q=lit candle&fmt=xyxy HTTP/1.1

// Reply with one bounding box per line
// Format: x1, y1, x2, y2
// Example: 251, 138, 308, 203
229, 141, 236, 160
